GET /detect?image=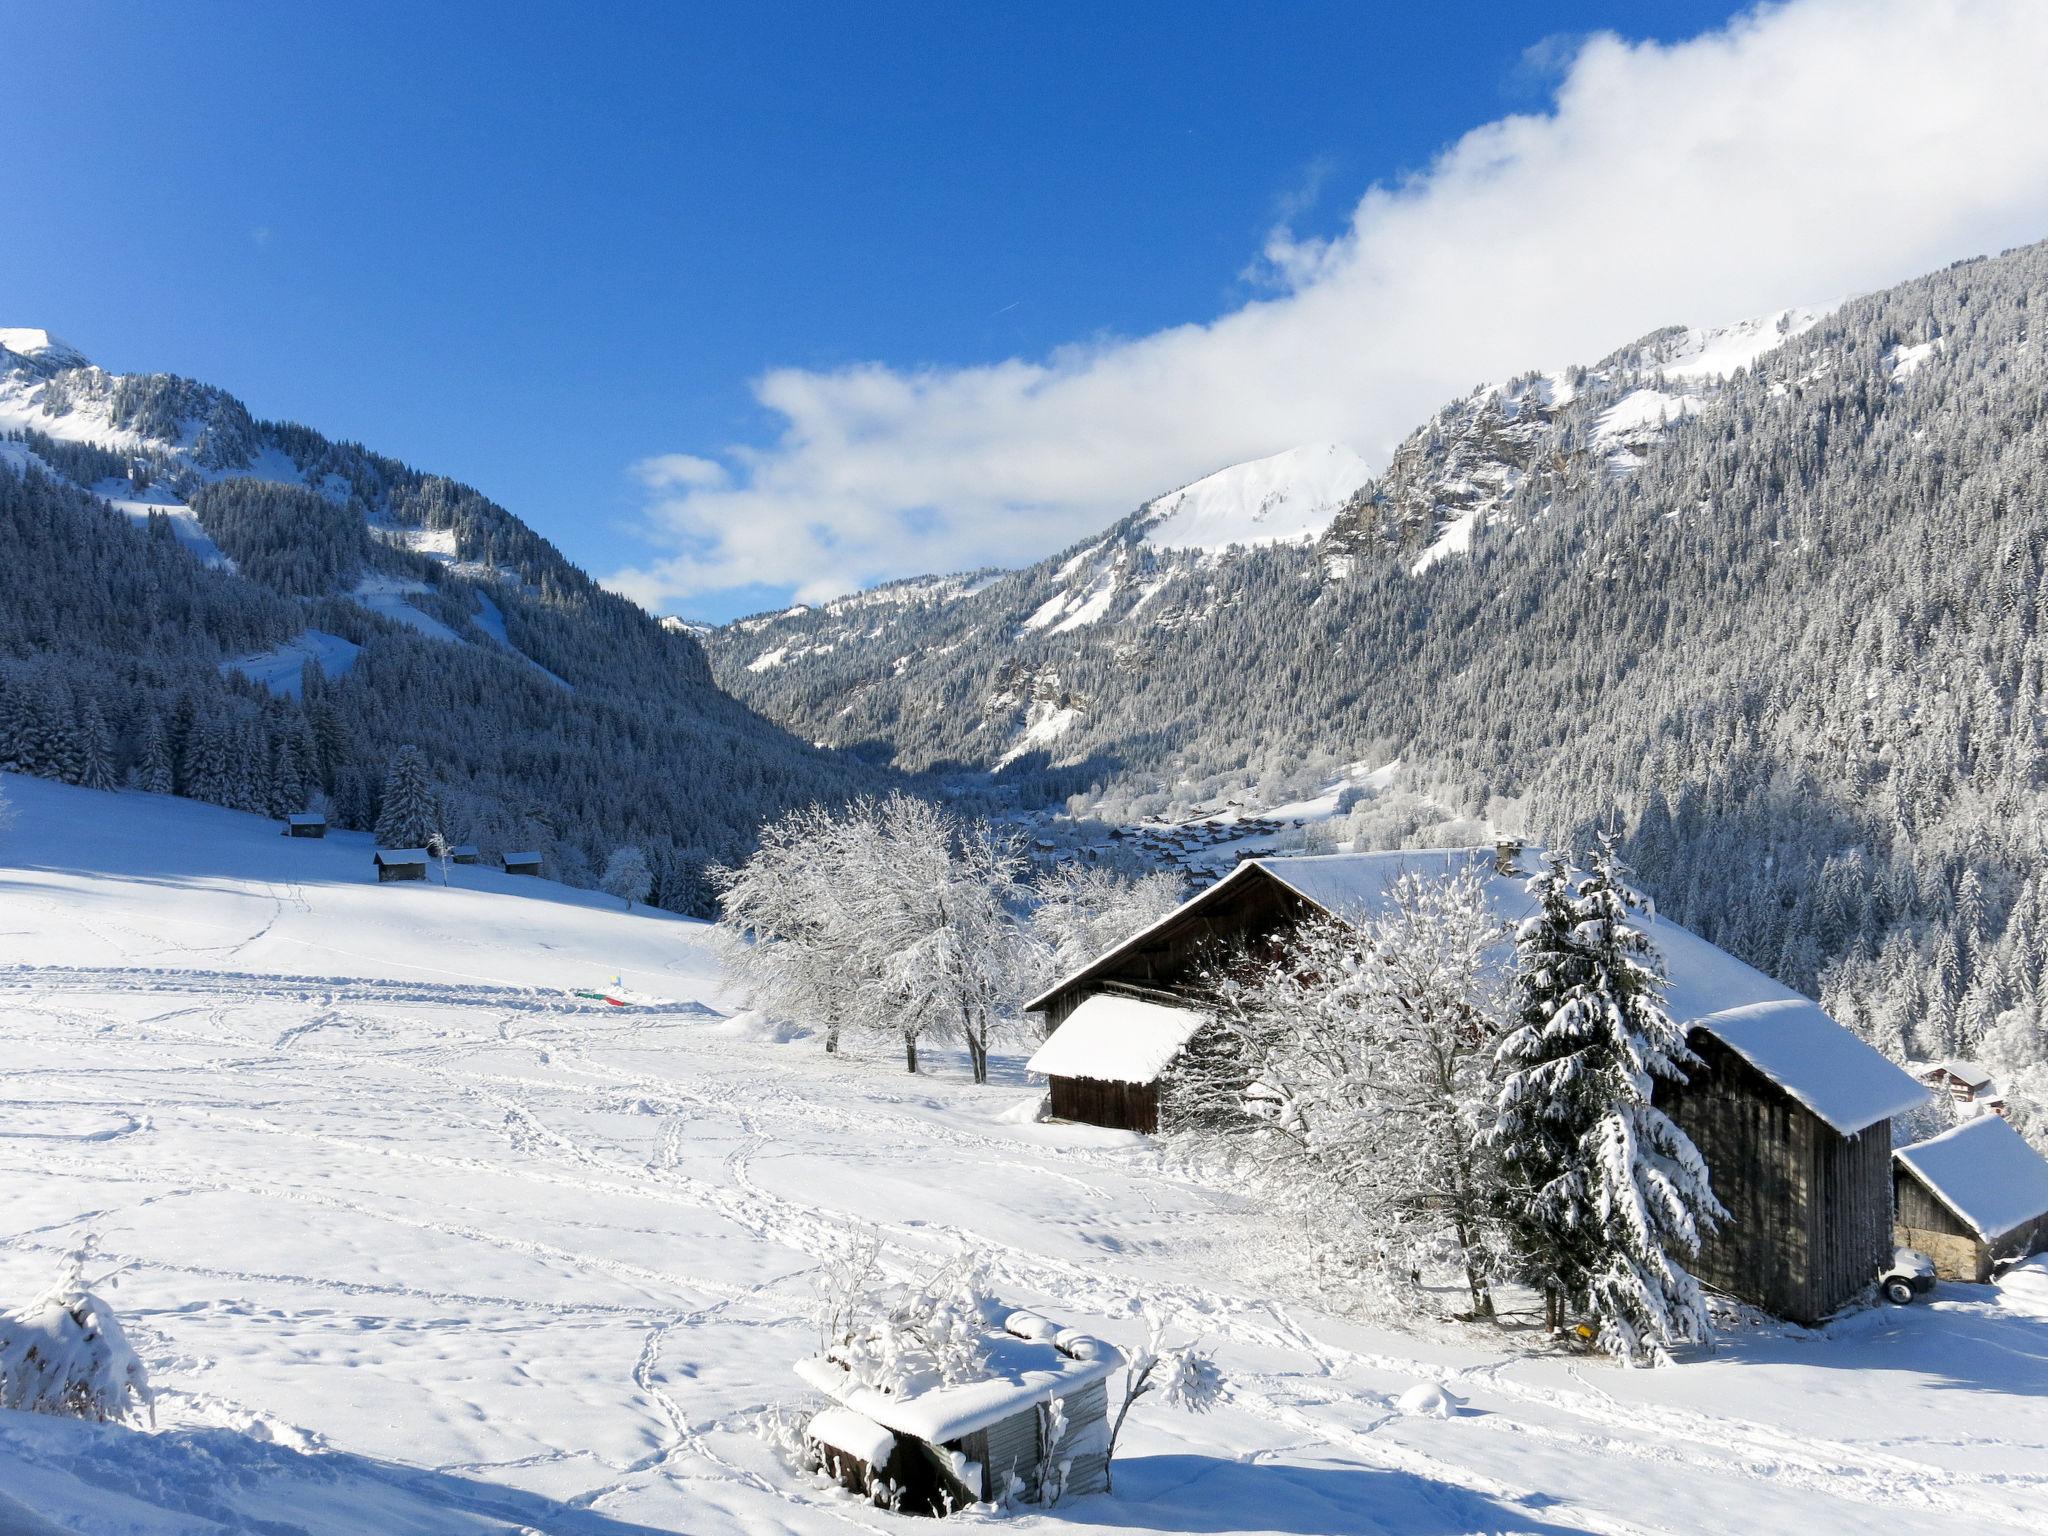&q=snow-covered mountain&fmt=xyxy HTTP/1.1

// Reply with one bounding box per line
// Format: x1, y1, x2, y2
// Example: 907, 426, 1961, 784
702, 303, 1833, 771
0, 329, 874, 905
